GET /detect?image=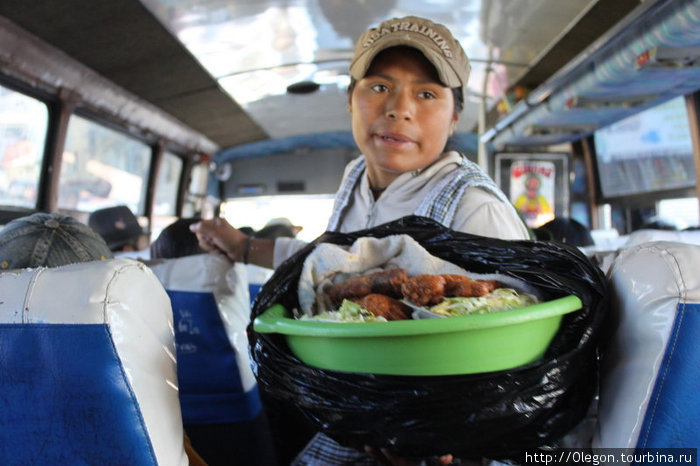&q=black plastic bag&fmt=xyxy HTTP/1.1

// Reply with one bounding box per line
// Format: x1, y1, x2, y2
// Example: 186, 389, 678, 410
249, 216, 609, 460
